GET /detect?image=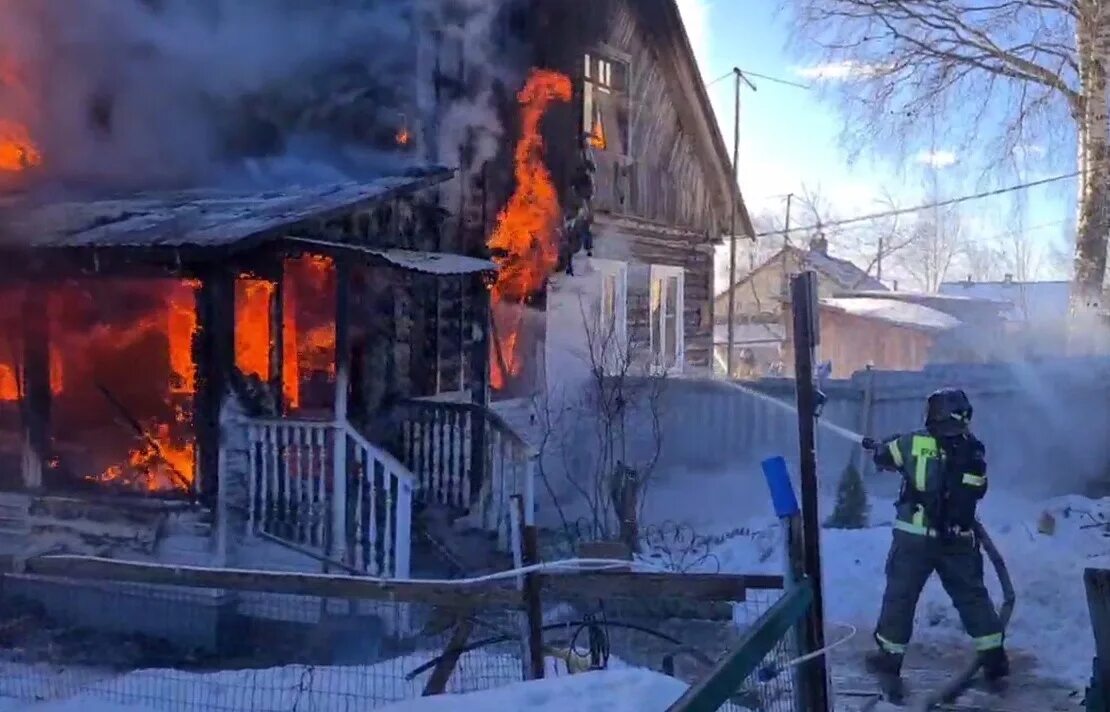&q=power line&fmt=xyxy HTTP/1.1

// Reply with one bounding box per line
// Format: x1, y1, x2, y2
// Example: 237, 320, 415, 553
706, 67, 810, 90
754, 171, 1080, 238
